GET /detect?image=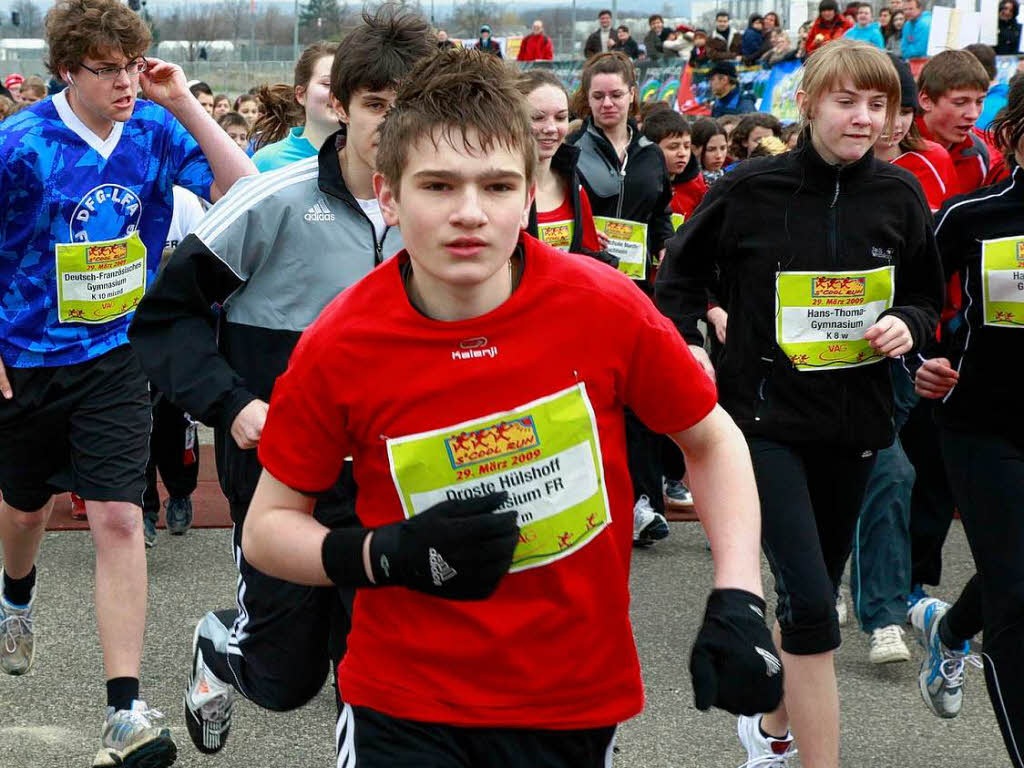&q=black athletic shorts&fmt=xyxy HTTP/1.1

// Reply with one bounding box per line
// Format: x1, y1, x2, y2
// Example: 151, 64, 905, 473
337, 704, 616, 768
0, 345, 151, 511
